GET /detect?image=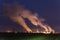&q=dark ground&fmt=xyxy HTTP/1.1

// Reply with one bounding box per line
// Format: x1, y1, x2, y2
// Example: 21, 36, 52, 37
0, 33, 59, 40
